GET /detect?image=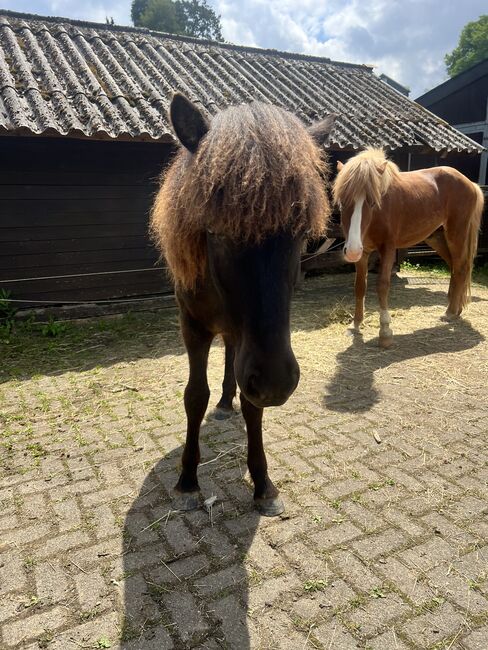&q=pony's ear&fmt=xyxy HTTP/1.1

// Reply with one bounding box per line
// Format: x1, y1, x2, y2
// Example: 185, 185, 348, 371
307, 113, 338, 145
376, 160, 388, 175
337, 161, 344, 171
170, 93, 209, 153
